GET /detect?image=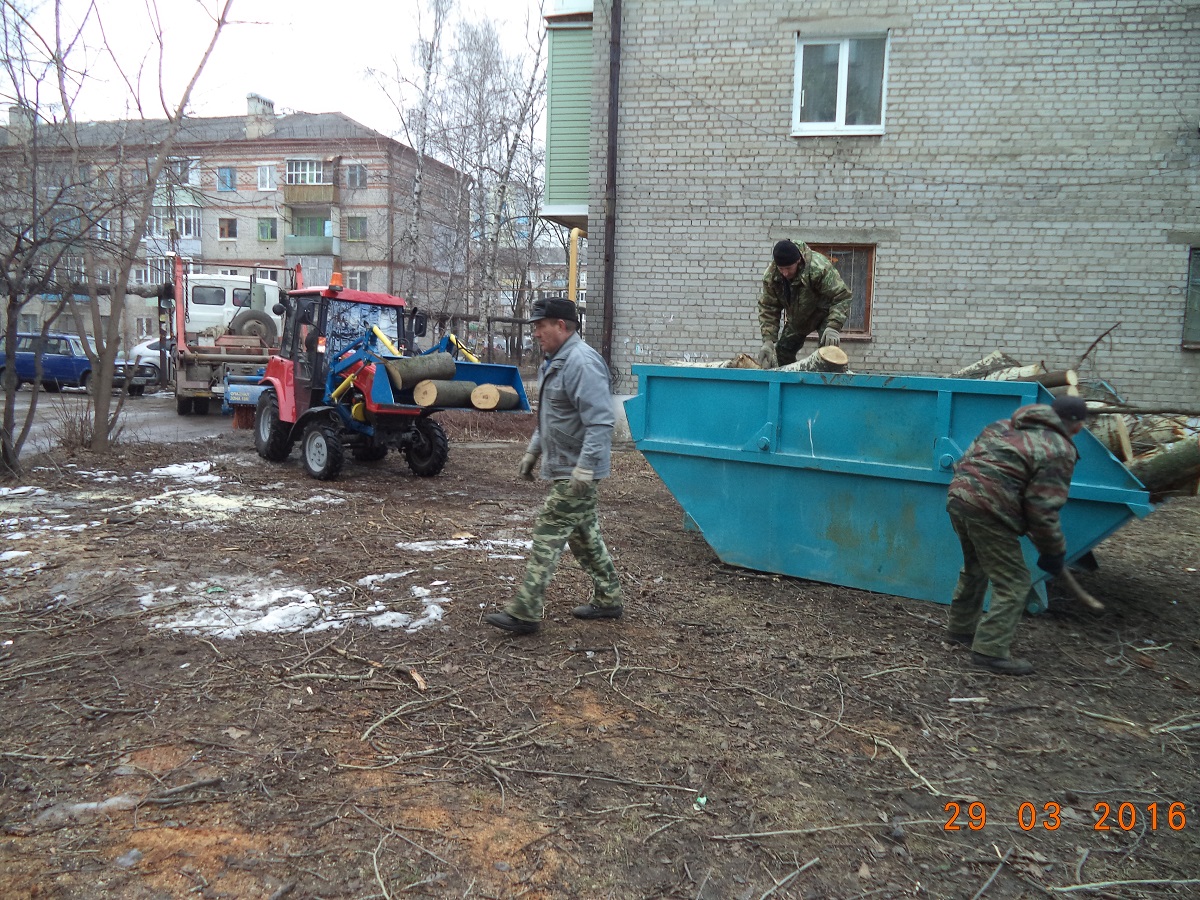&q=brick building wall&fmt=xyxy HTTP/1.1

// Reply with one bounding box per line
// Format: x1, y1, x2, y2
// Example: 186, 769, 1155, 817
587, 0, 1200, 403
